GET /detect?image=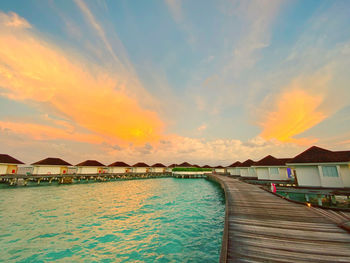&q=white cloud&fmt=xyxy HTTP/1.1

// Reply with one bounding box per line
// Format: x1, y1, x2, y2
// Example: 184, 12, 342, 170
101, 134, 304, 166
222, 0, 283, 75
0, 11, 31, 29
197, 124, 207, 132
165, 0, 183, 24
74, 0, 120, 65
164, 0, 195, 44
